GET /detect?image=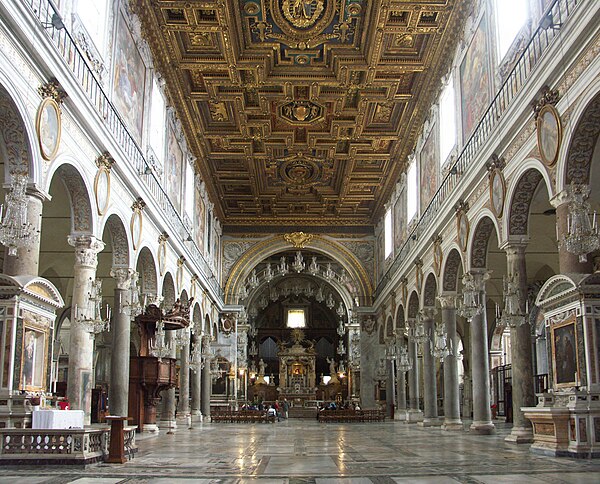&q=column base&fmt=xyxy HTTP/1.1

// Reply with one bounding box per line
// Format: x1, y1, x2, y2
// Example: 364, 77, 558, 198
442, 419, 464, 431
406, 409, 423, 423
505, 426, 534, 444
469, 421, 496, 434
159, 419, 177, 430
418, 417, 442, 427
394, 409, 409, 421
142, 424, 160, 434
